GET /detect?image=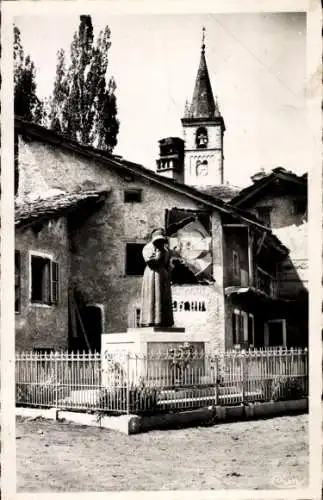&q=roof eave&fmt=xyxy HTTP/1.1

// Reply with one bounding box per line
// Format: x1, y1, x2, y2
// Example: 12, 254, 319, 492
15, 190, 109, 229
231, 172, 307, 207
15, 118, 277, 236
